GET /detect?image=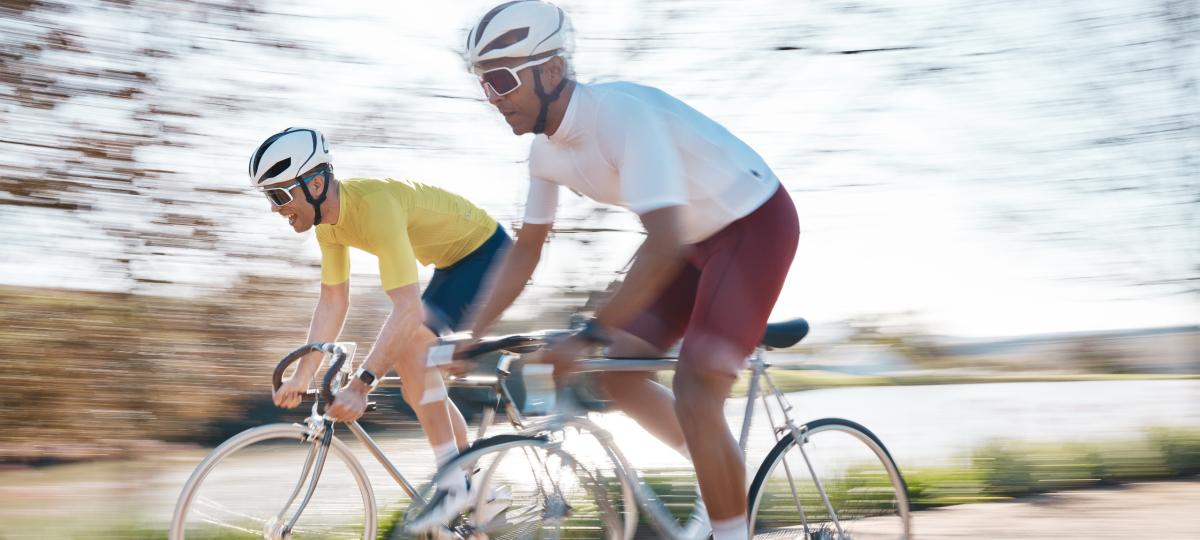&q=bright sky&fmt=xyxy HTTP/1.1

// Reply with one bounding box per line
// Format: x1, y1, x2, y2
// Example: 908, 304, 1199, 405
2, 0, 1195, 339
309, 0, 1197, 338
